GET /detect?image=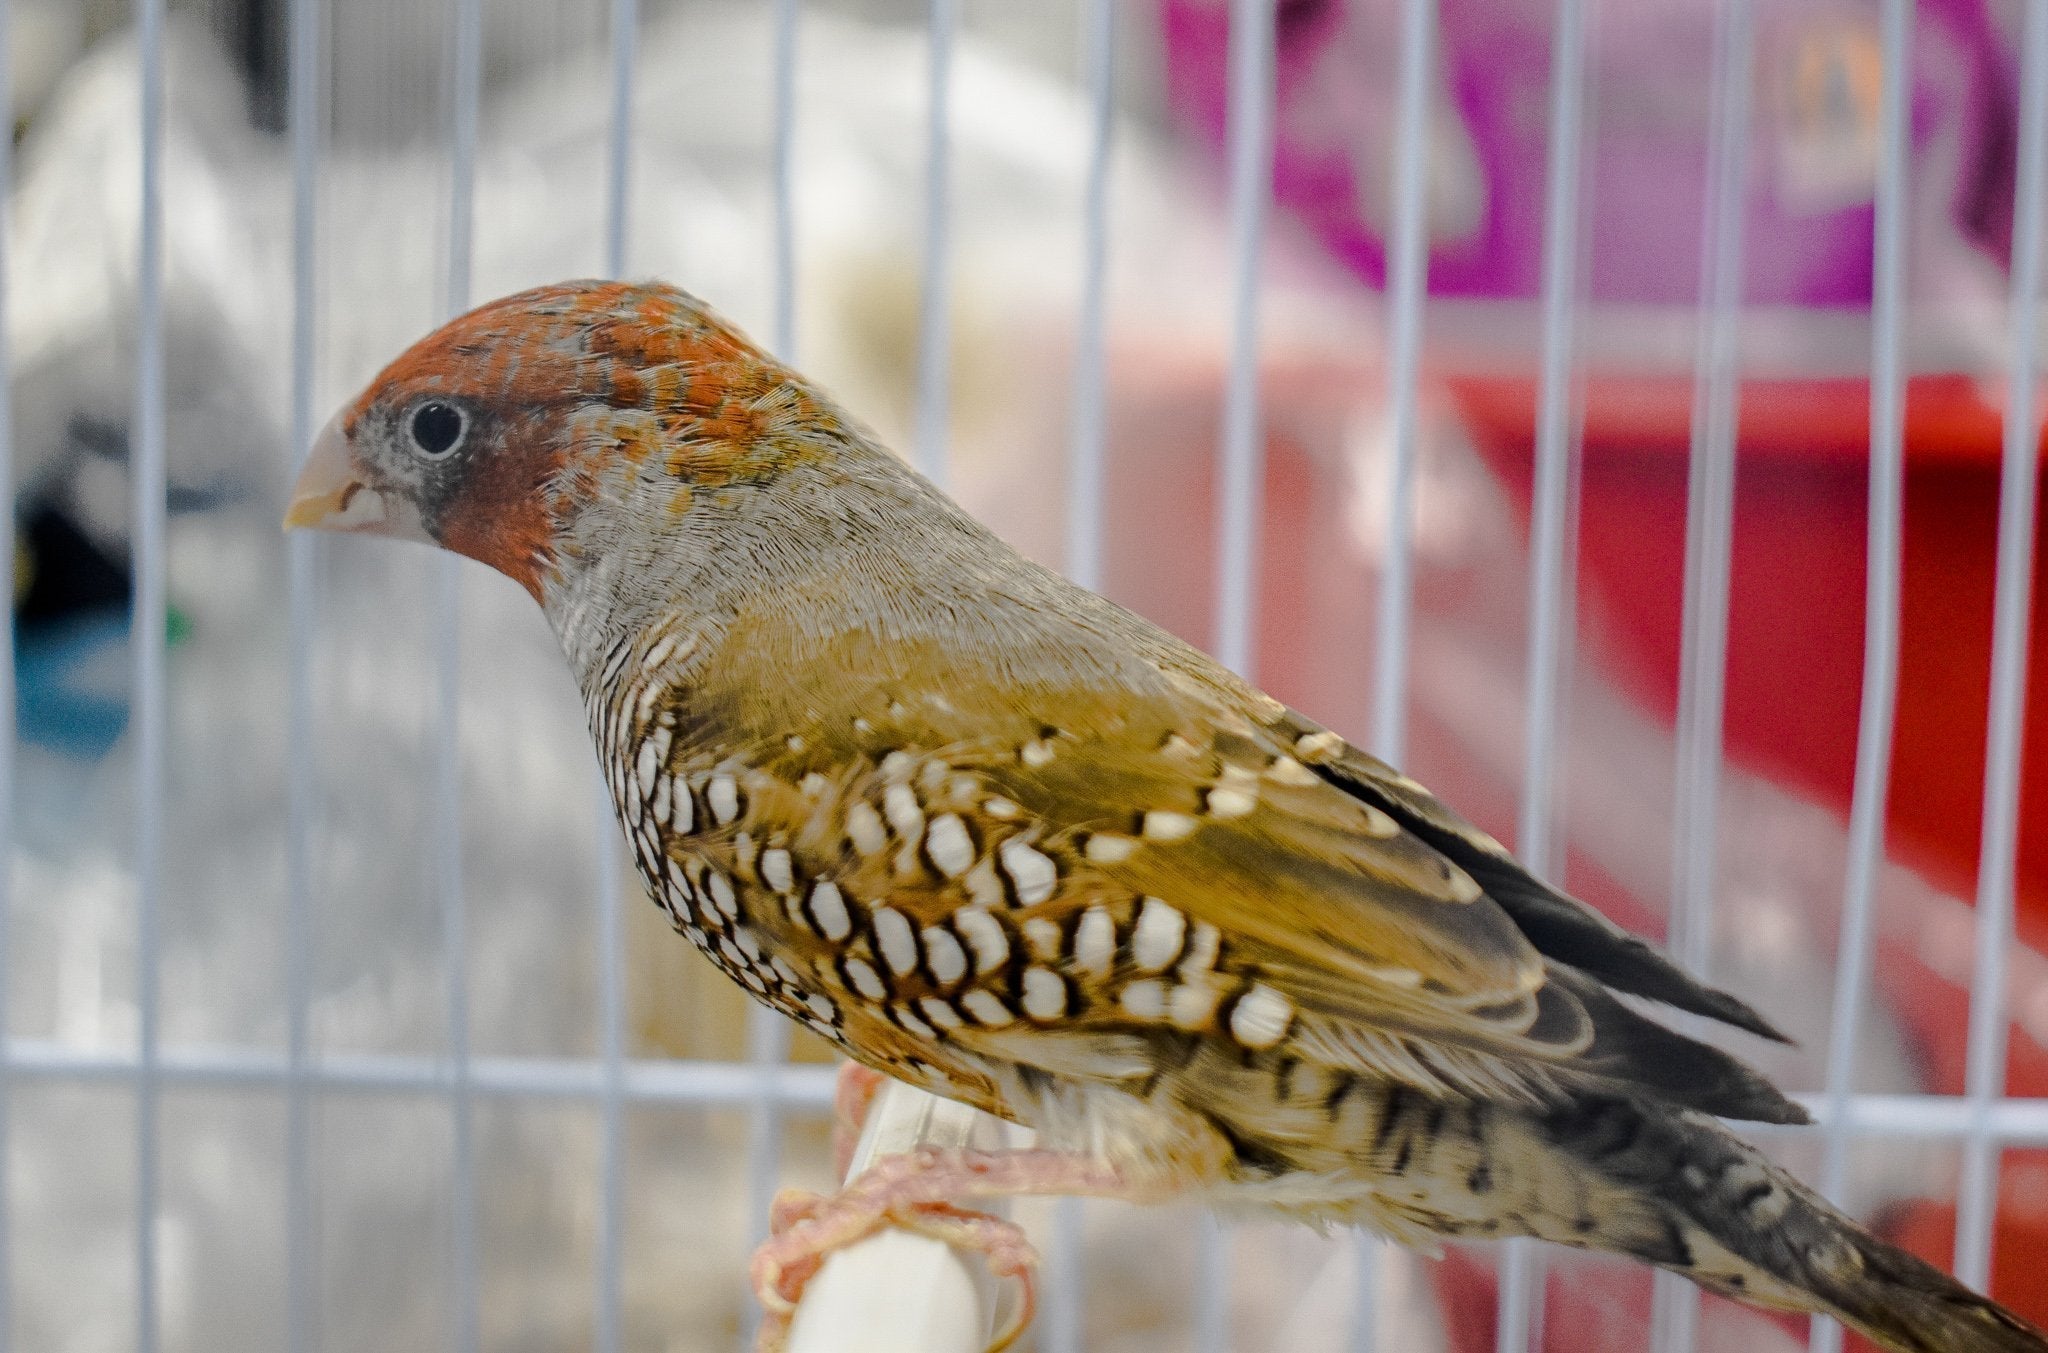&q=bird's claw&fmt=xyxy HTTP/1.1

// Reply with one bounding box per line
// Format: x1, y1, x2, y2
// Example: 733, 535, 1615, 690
750, 1178, 1038, 1353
